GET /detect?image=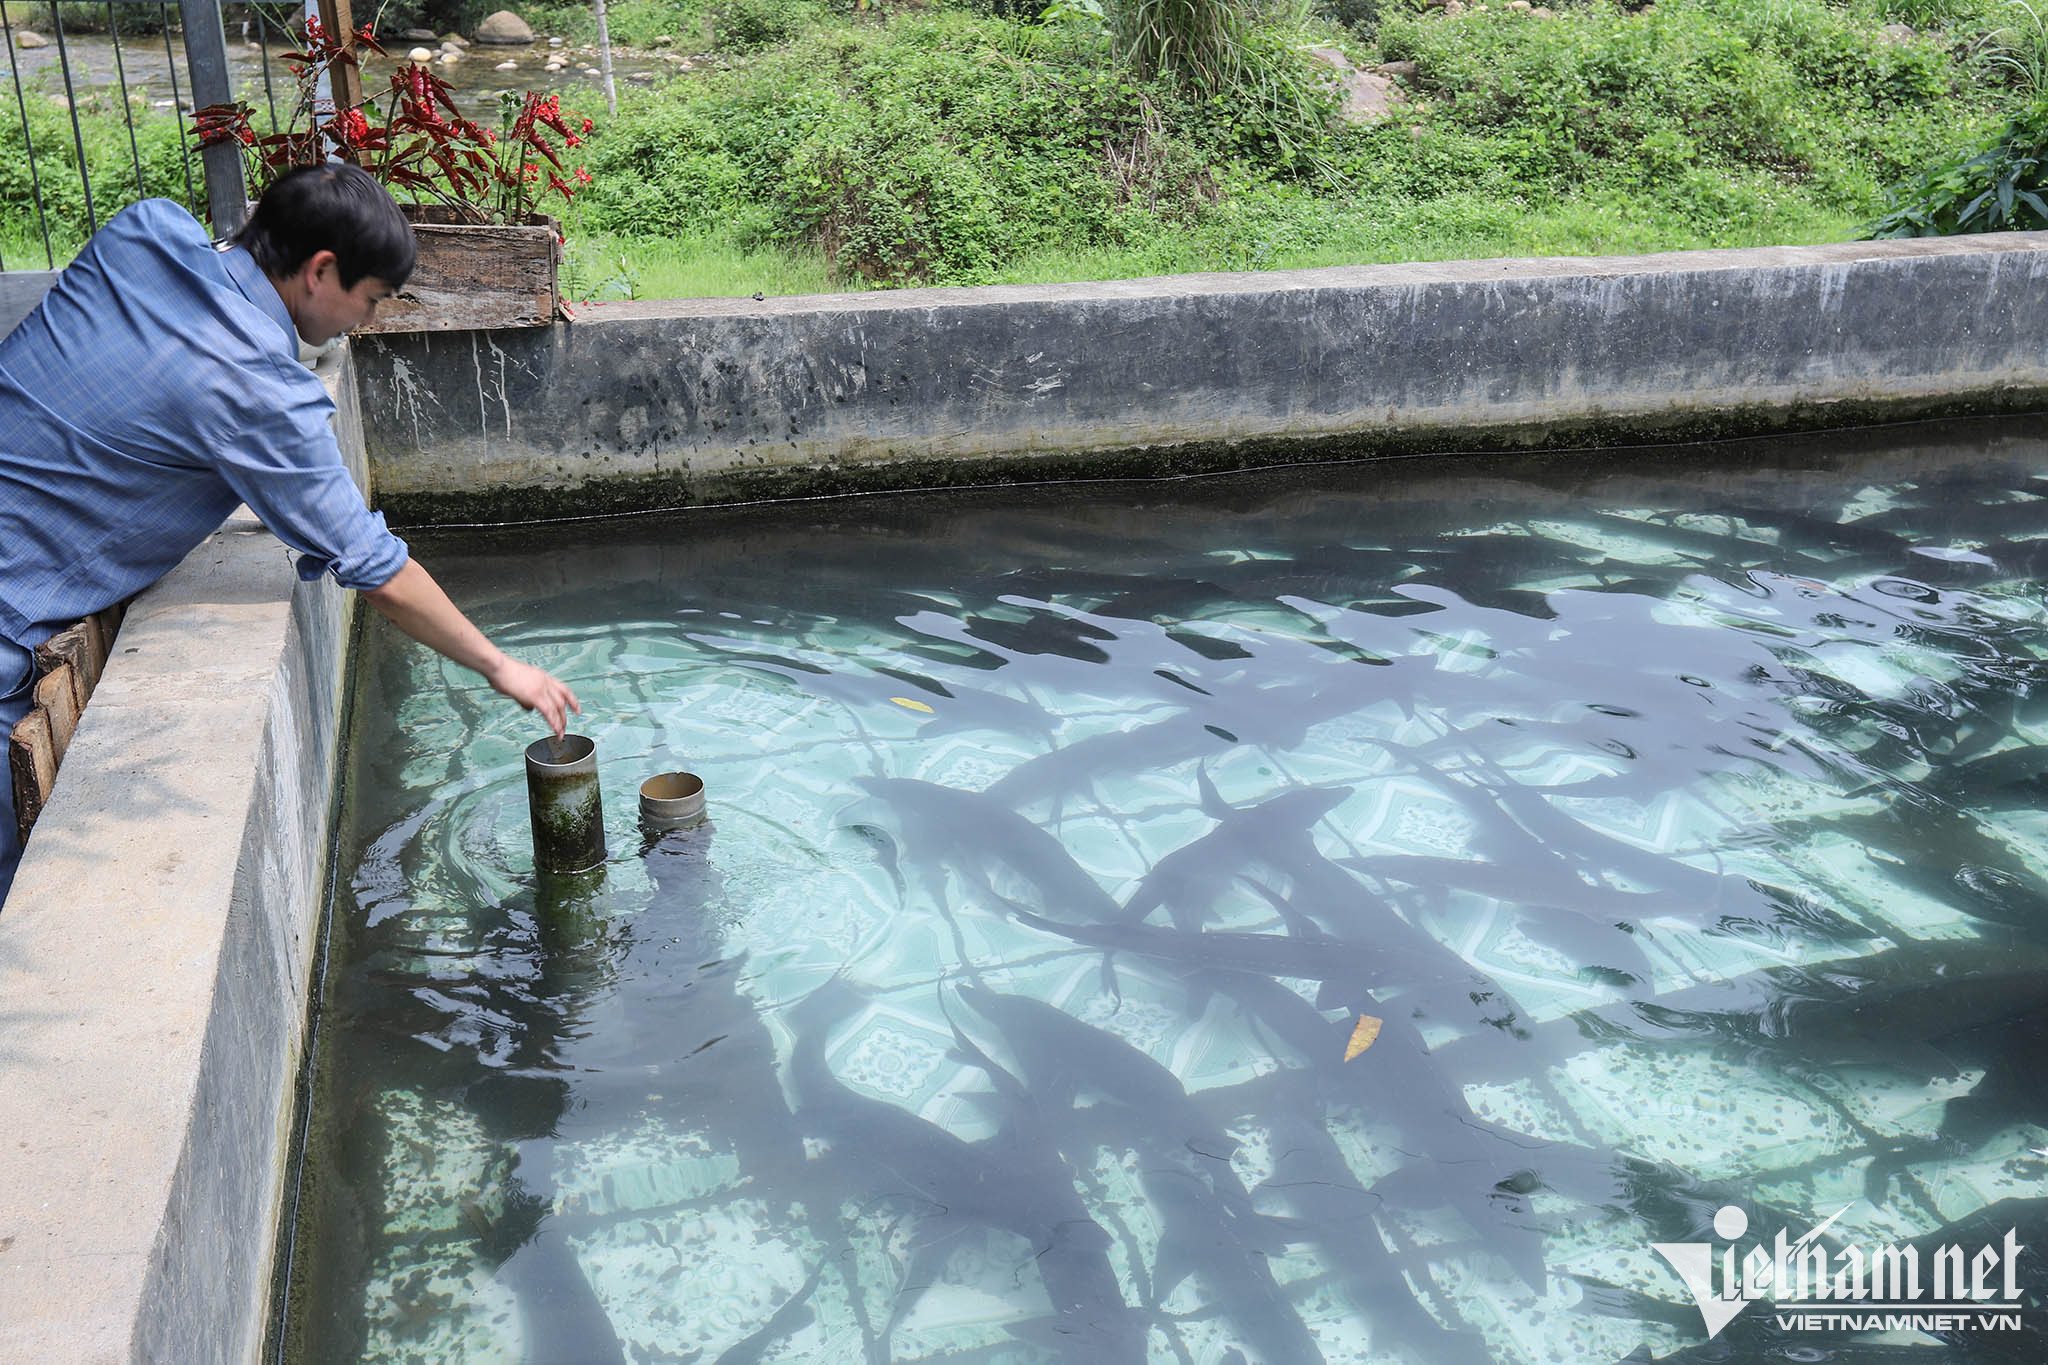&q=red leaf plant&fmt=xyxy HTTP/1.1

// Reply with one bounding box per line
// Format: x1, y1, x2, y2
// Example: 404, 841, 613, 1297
192, 16, 596, 226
